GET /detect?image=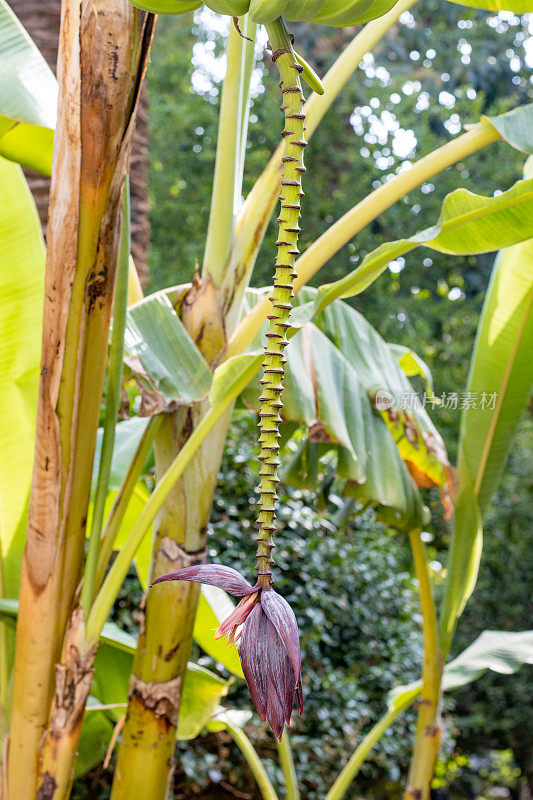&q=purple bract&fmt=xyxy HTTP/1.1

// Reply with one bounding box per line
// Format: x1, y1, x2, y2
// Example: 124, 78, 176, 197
151, 564, 302, 741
